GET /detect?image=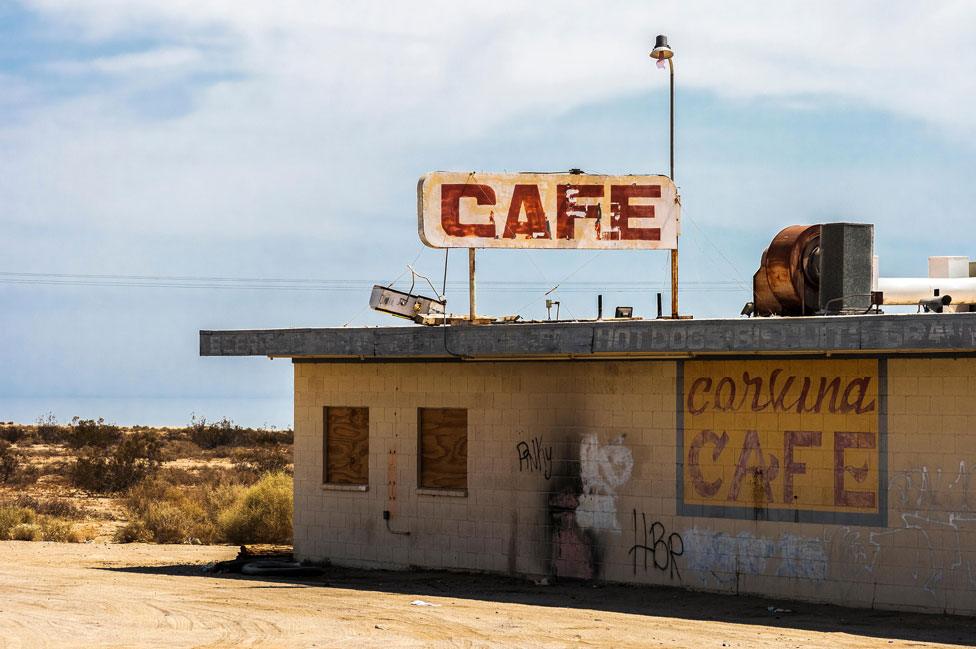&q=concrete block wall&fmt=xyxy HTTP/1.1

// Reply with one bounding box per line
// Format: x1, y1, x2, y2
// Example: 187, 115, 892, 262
292, 357, 976, 615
